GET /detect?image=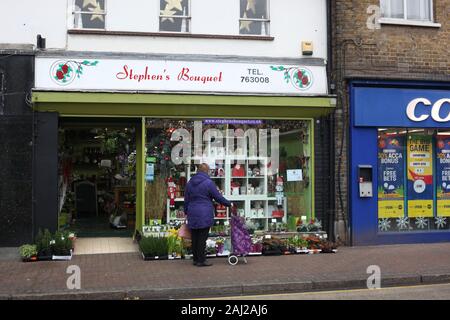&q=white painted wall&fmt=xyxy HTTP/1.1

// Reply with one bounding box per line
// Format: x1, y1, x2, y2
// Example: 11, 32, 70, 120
0, 0, 68, 49
0, 0, 328, 59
